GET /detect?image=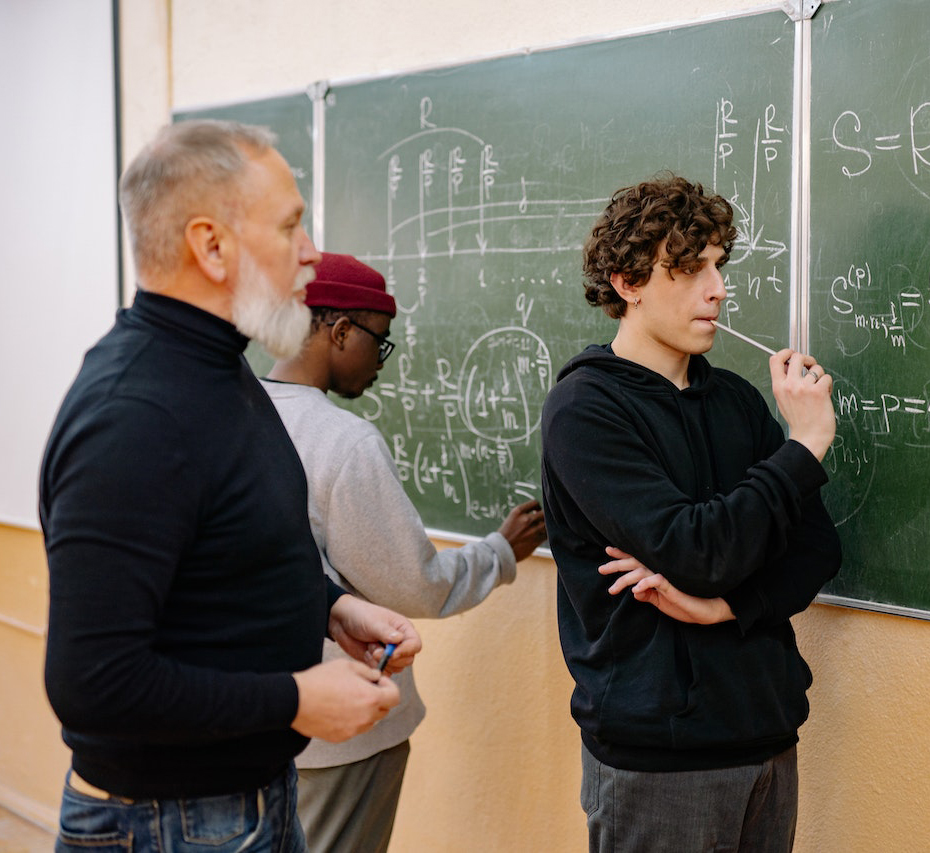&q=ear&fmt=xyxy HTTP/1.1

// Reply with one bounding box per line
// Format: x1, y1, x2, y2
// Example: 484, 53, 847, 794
609, 272, 641, 310
185, 217, 230, 283
329, 316, 352, 350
